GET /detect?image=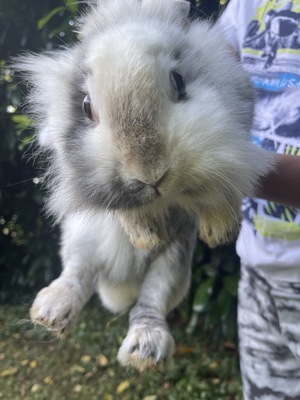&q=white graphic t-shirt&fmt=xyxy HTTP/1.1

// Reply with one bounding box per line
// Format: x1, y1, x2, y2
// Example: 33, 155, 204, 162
219, 0, 300, 280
